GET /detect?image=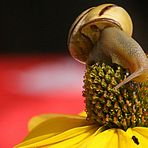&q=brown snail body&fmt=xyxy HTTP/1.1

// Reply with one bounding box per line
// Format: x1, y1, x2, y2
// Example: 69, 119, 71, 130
68, 4, 148, 89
